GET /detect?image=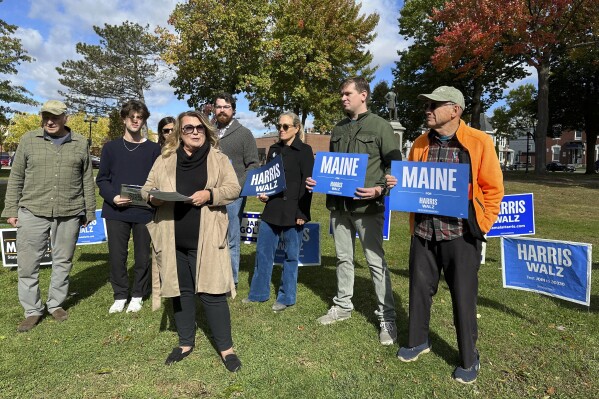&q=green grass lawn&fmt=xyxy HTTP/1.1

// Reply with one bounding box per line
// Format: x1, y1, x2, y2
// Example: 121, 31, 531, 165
0, 172, 597, 398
